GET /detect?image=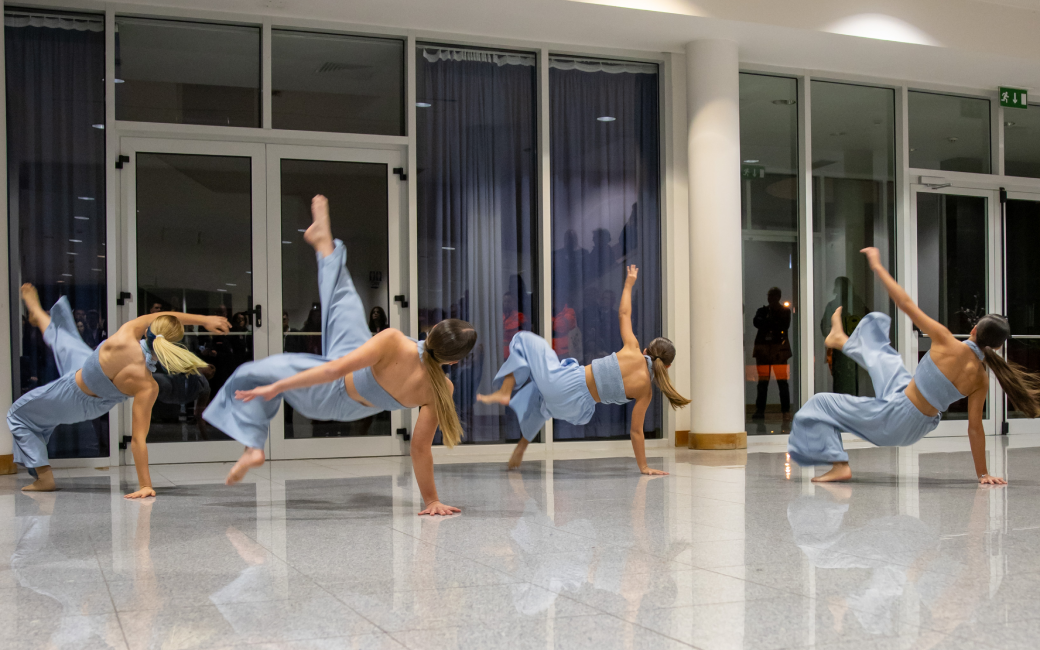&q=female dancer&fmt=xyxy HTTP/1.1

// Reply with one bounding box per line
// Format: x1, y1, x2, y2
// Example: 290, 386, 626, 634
205, 196, 477, 516
10, 285, 228, 496
790, 247, 1040, 484
478, 265, 689, 473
